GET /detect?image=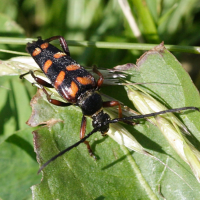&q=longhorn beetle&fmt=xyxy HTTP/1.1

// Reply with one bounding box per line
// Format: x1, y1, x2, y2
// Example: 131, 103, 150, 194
20, 36, 199, 173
